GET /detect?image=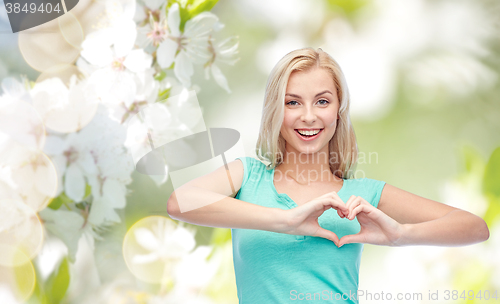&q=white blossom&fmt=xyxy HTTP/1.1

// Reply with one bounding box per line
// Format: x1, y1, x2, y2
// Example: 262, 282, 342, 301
0, 285, 21, 304
43, 106, 134, 226
78, 0, 158, 124
124, 89, 205, 186
0, 198, 43, 262
132, 218, 196, 264
156, 3, 219, 87
30, 76, 100, 133
0, 142, 57, 211
0, 77, 45, 150
0, 76, 30, 102
38, 208, 87, 262
204, 36, 239, 93
146, 246, 221, 304
0, 78, 56, 211
0, 2, 239, 302
135, 0, 168, 50
174, 246, 221, 291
